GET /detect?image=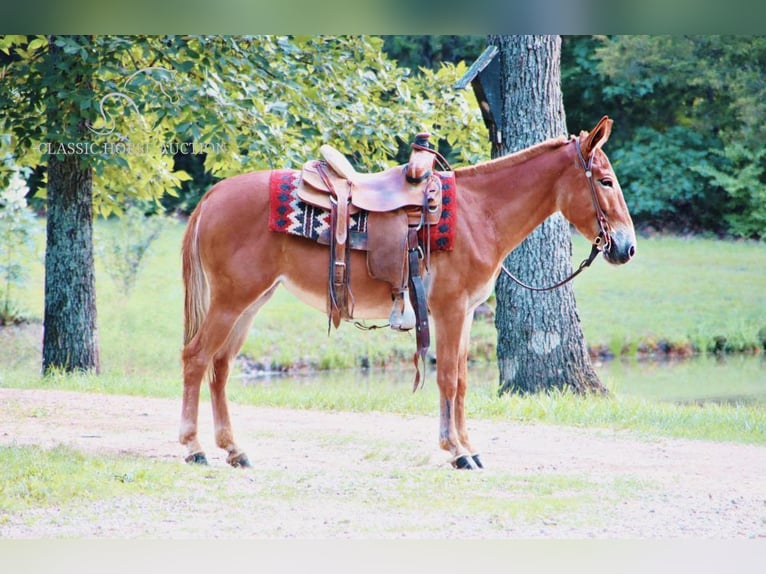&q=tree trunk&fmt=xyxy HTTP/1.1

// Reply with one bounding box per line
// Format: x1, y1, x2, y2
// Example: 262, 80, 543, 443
489, 35, 605, 395
42, 38, 100, 373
